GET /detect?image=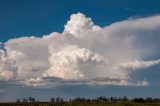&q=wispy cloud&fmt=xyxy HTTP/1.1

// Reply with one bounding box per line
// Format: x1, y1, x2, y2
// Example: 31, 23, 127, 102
125, 8, 133, 11
119, 59, 160, 70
